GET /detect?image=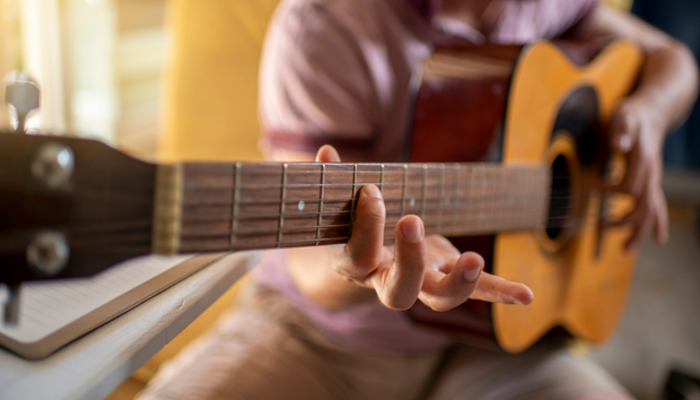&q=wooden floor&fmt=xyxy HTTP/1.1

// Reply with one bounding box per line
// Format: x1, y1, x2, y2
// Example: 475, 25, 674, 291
592, 202, 700, 399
